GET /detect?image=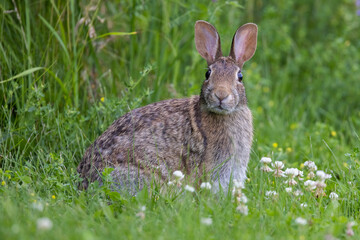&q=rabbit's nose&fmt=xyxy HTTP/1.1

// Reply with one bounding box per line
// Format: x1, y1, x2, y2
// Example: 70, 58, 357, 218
214, 92, 230, 104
